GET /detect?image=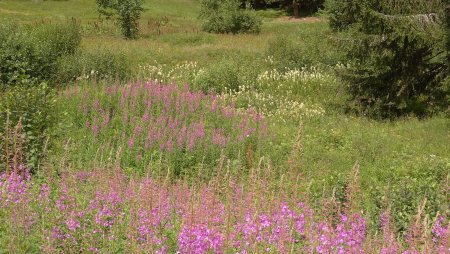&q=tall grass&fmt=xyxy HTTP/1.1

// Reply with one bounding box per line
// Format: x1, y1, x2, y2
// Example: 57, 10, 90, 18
60, 81, 268, 177
0, 163, 448, 253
